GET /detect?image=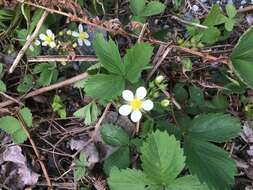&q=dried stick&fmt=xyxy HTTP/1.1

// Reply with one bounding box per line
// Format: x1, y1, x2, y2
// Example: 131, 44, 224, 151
171, 16, 208, 29
0, 72, 88, 108
28, 55, 98, 63
0, 92, 24, 106
17, 113, 52, 189
9, 11, 49, 73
